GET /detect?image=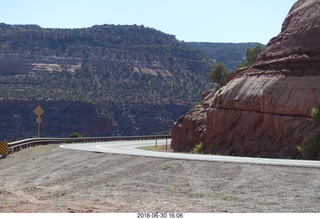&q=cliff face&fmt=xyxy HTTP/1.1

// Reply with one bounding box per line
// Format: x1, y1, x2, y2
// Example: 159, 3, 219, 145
171, 0, 320, 158
0, 24, 215, 139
